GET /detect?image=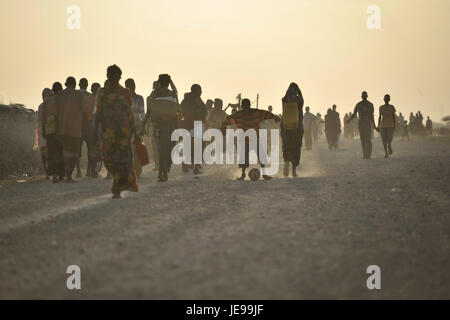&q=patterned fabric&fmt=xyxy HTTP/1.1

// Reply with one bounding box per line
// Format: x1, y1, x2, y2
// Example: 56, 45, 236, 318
221, 108, 276, 132
96, 85, 138, 193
